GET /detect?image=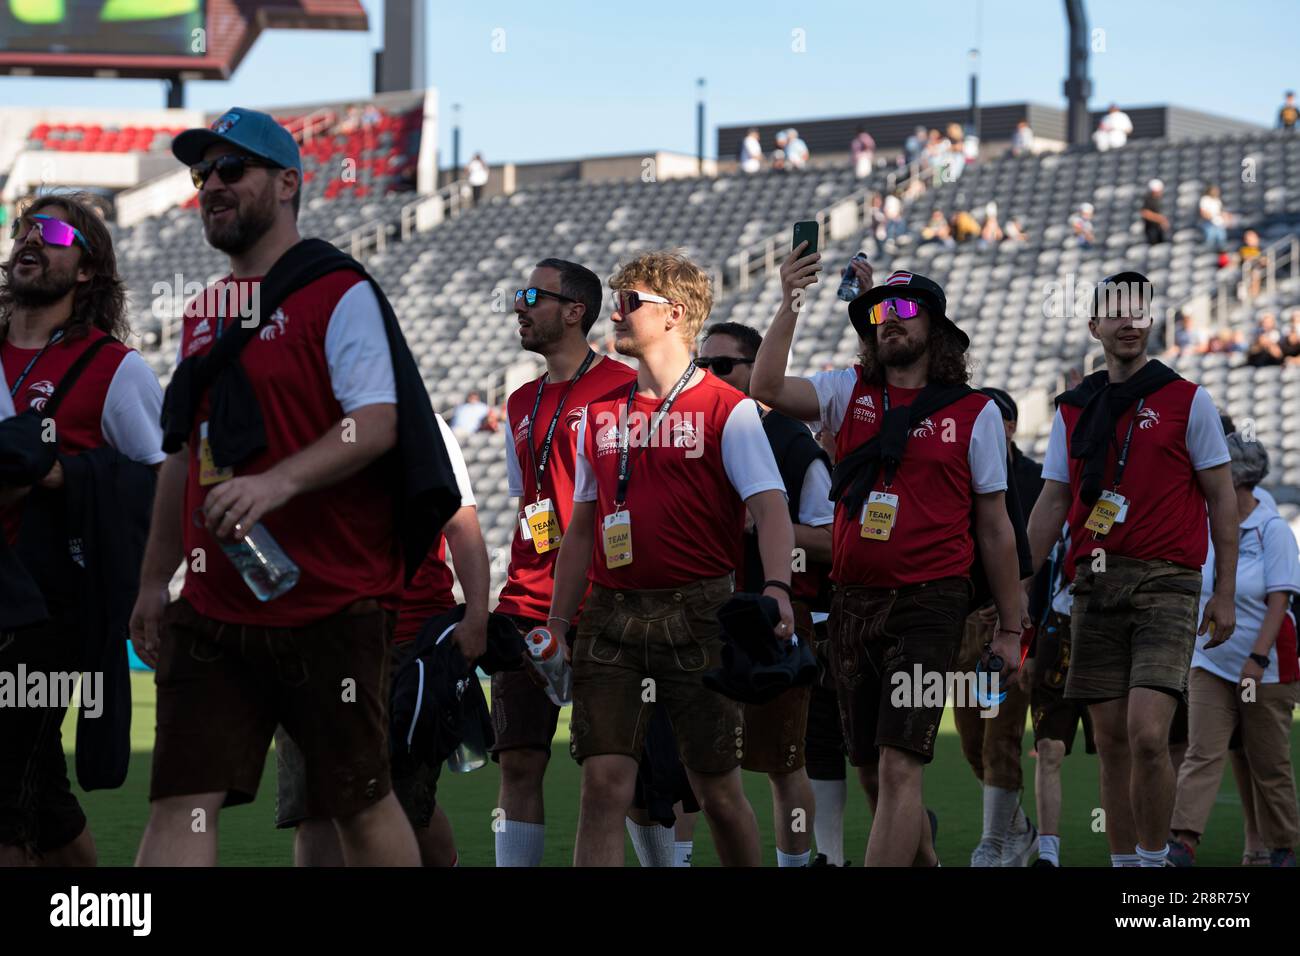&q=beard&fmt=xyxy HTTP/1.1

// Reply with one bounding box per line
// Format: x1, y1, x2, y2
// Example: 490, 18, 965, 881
6, 254, 80, 308
521, 315, 565, 354
878, 333, 927, 368
202, 185, 277, 255
613, 332, 641, 359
